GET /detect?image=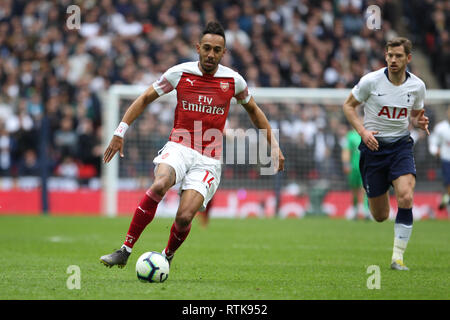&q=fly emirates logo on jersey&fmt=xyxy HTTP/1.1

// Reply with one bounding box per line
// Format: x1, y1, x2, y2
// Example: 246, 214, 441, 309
181, 95, 225, 115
